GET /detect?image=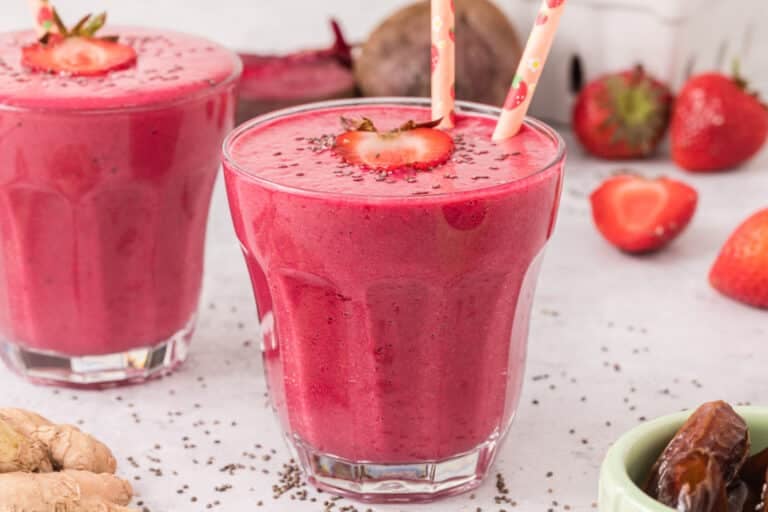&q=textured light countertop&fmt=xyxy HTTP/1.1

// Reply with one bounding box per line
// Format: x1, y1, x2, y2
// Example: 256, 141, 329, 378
3, 133, 766, 512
